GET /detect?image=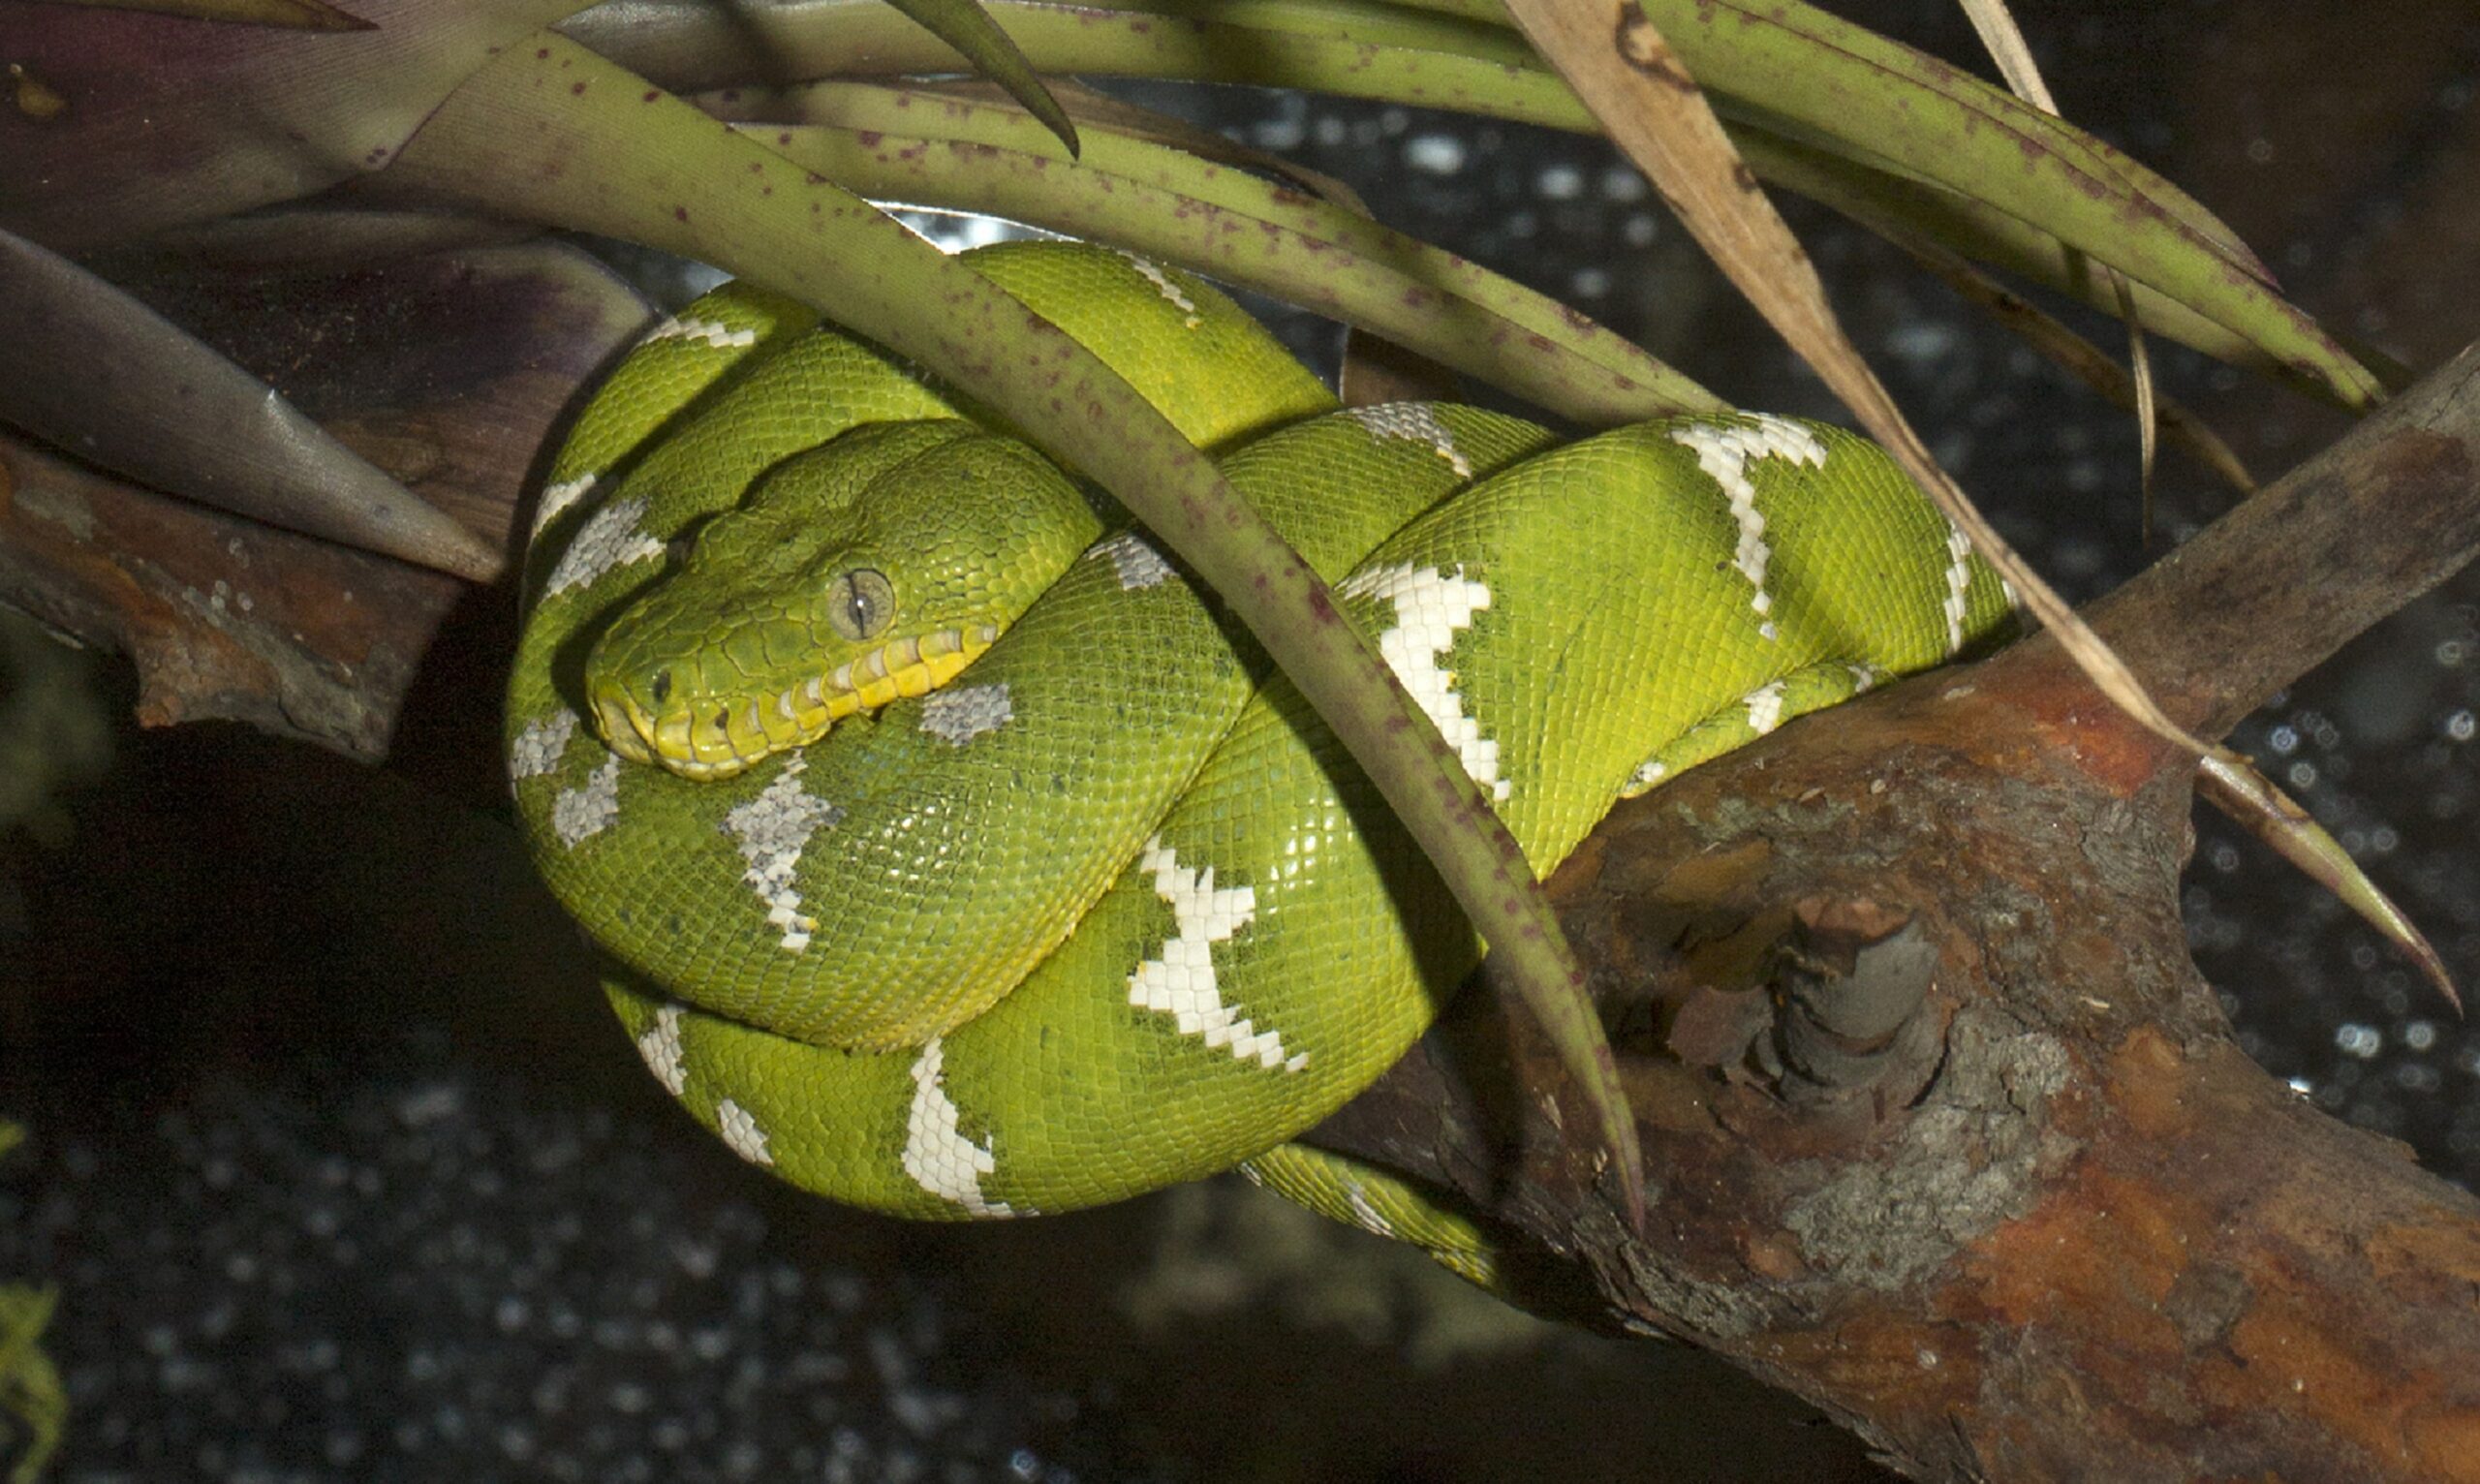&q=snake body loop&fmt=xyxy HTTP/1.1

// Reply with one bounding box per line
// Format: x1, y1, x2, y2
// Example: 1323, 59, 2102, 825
509, 241, 2012, 1237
